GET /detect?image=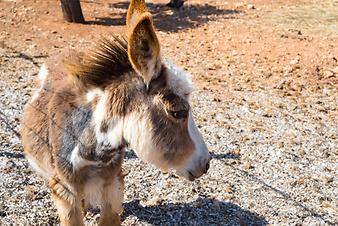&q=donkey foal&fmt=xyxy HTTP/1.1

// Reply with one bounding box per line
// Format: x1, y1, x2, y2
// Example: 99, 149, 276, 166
21, 0, 210, 225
